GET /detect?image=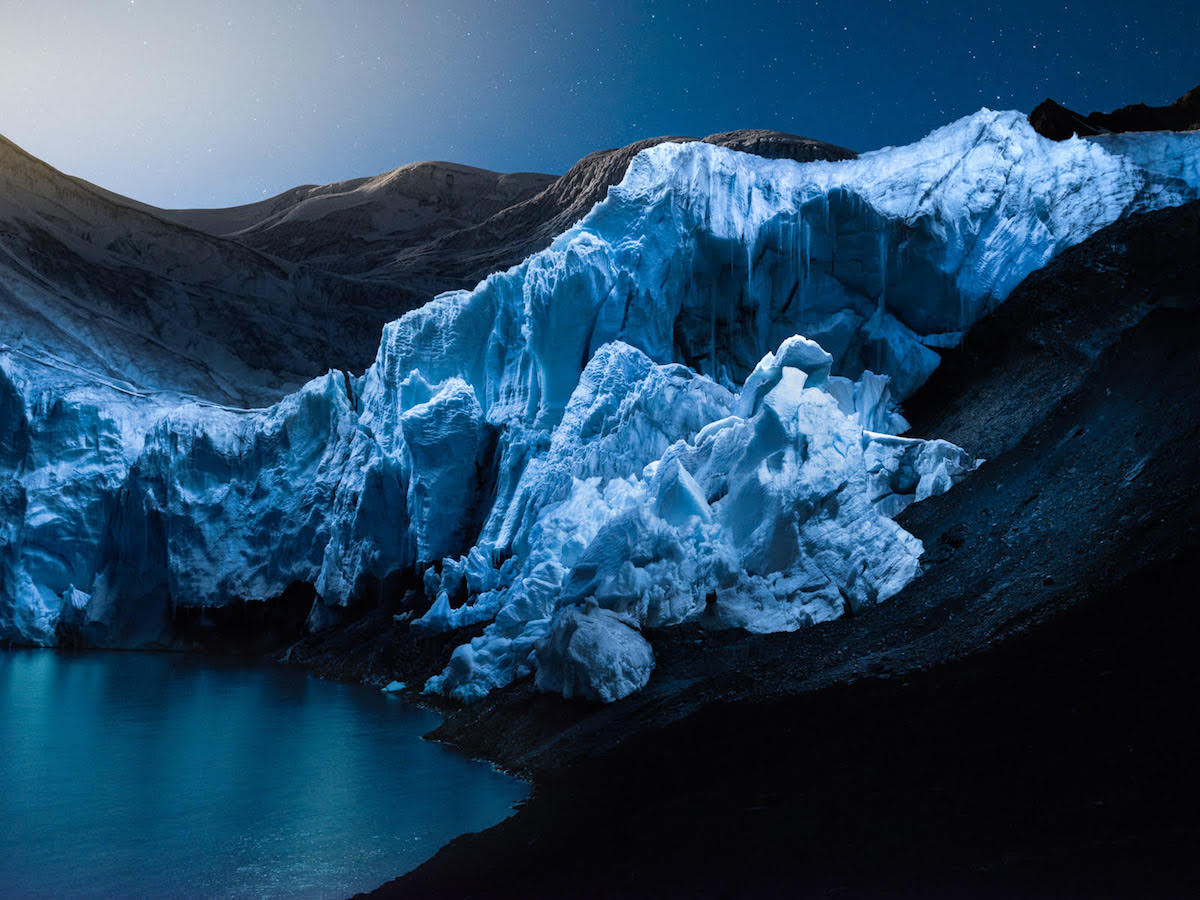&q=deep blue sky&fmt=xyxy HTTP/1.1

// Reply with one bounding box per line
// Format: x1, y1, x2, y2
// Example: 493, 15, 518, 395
1, 0, 1195, 207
